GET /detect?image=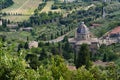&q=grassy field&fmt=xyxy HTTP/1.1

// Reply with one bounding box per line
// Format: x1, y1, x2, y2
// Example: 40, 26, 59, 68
2, 0, 42, 22
2, 16, 30, 22
0, 31, 32, 41
2, 0, 42, 14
